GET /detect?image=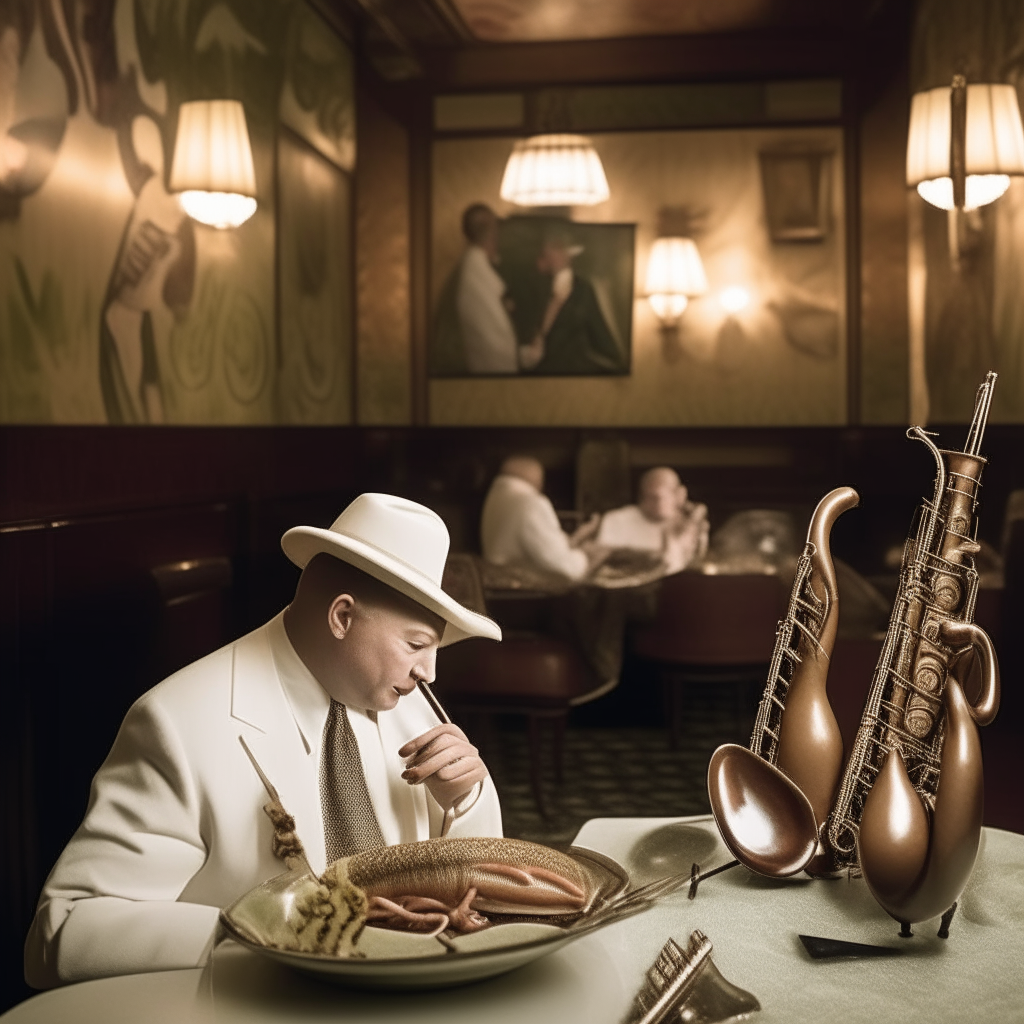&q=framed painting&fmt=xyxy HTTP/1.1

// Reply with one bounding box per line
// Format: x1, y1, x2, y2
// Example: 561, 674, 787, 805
430, 127, 846, 427
431, 213, 634, 378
